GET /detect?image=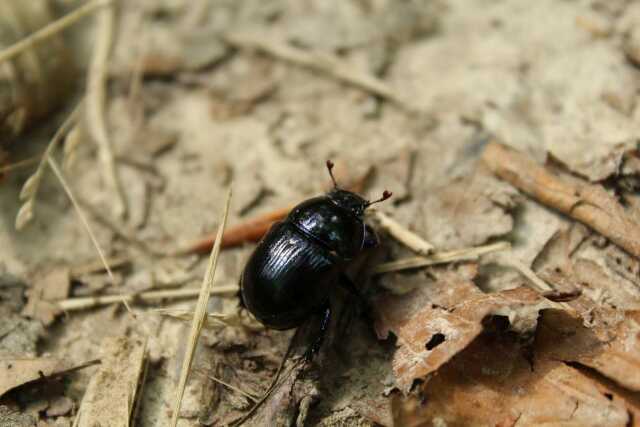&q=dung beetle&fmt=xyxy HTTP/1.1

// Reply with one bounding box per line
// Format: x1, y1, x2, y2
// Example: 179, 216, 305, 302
240, 161, 391, 353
